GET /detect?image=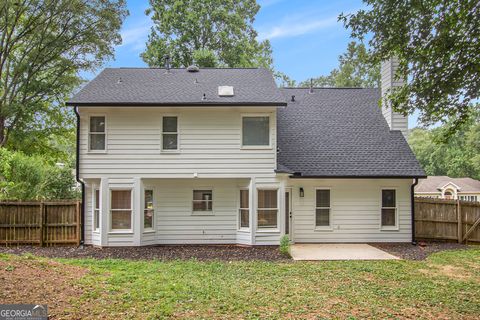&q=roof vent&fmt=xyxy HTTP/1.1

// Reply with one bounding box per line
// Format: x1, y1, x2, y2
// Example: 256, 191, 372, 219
291, 95, 295, 102
218, 86, 234, 97
187, 65, 199, 72
202, 93, 207, 100
309, 78, 314, 94
164, 55, 171, 72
